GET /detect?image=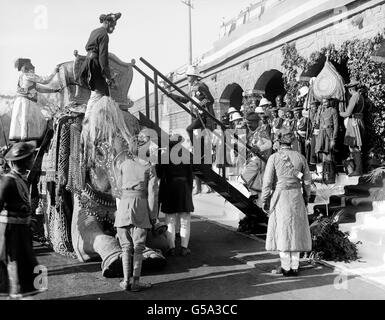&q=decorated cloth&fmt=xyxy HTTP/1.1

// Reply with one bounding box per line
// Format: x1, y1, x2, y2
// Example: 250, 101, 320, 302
261, 148, 312, 252
0, 170, 38, 296
66, 116, 84, 194
313, 59, 346, 108
340, 91, 365, 147
9, 72, 49, 141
